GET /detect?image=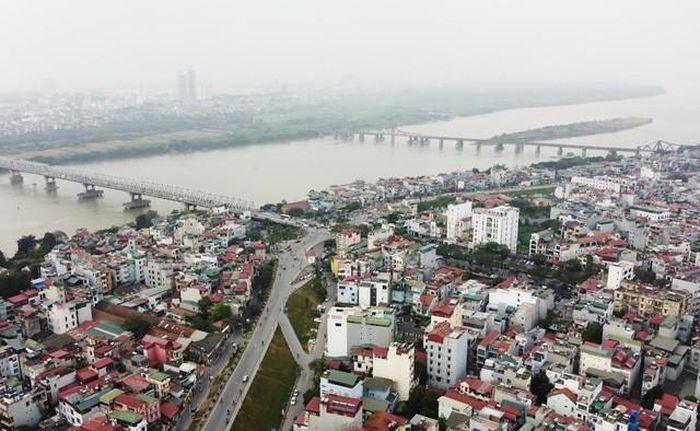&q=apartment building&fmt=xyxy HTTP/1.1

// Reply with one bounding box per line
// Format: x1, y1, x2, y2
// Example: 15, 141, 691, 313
471, 205, 519, 253
424, 321, 469, 390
